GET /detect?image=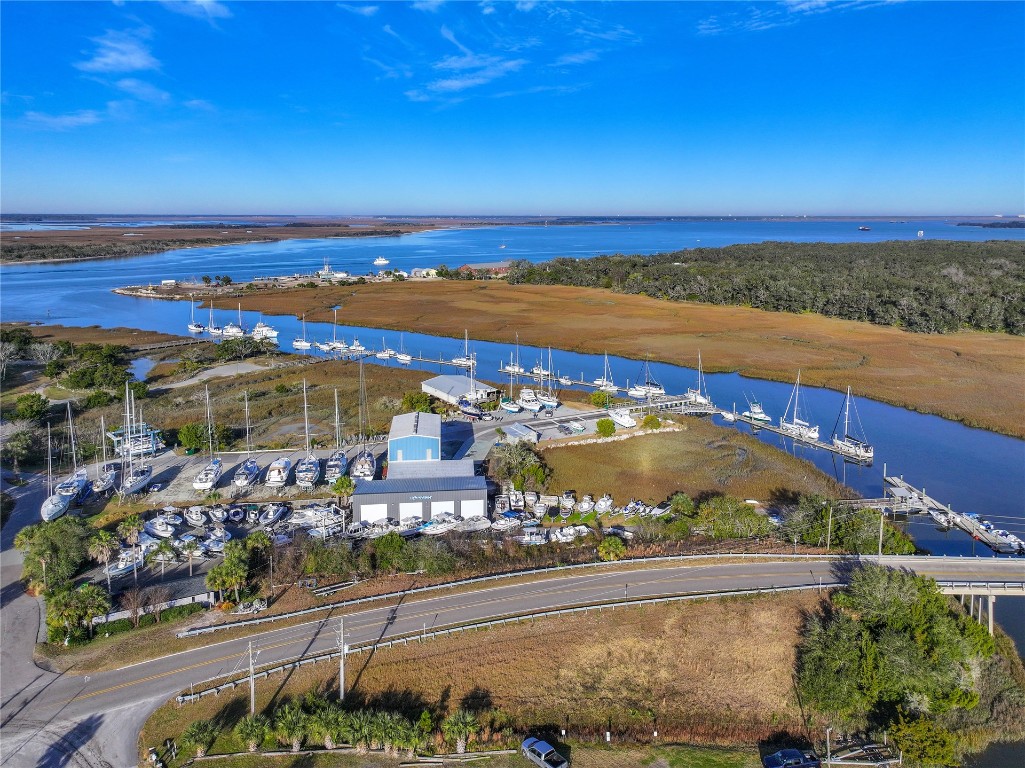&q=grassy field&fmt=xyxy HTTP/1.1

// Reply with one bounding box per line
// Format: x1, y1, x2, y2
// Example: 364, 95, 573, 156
141, 592, 813, 763
224, 281, 1025, 438
542, 418, 849, 504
